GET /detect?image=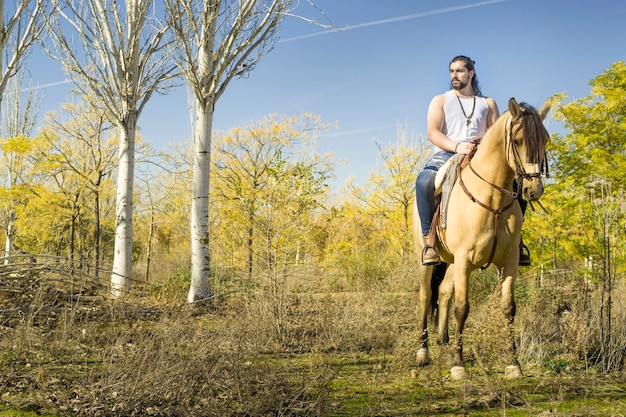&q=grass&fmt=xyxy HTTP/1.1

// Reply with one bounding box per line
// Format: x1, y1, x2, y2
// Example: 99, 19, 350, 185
1, 261, 626, 416
0, 409, 59, 417
255, 353, 626, 416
